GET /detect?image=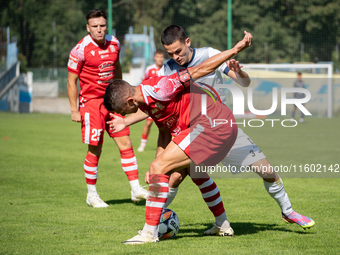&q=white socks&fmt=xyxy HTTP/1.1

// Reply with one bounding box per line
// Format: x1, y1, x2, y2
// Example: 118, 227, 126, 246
130, 179, 140, 192
142, 223, 159, 238
87, 184, 97, 194
263, 178, 293, 215
164, 187, 178, 208
215, 213, 229, 227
